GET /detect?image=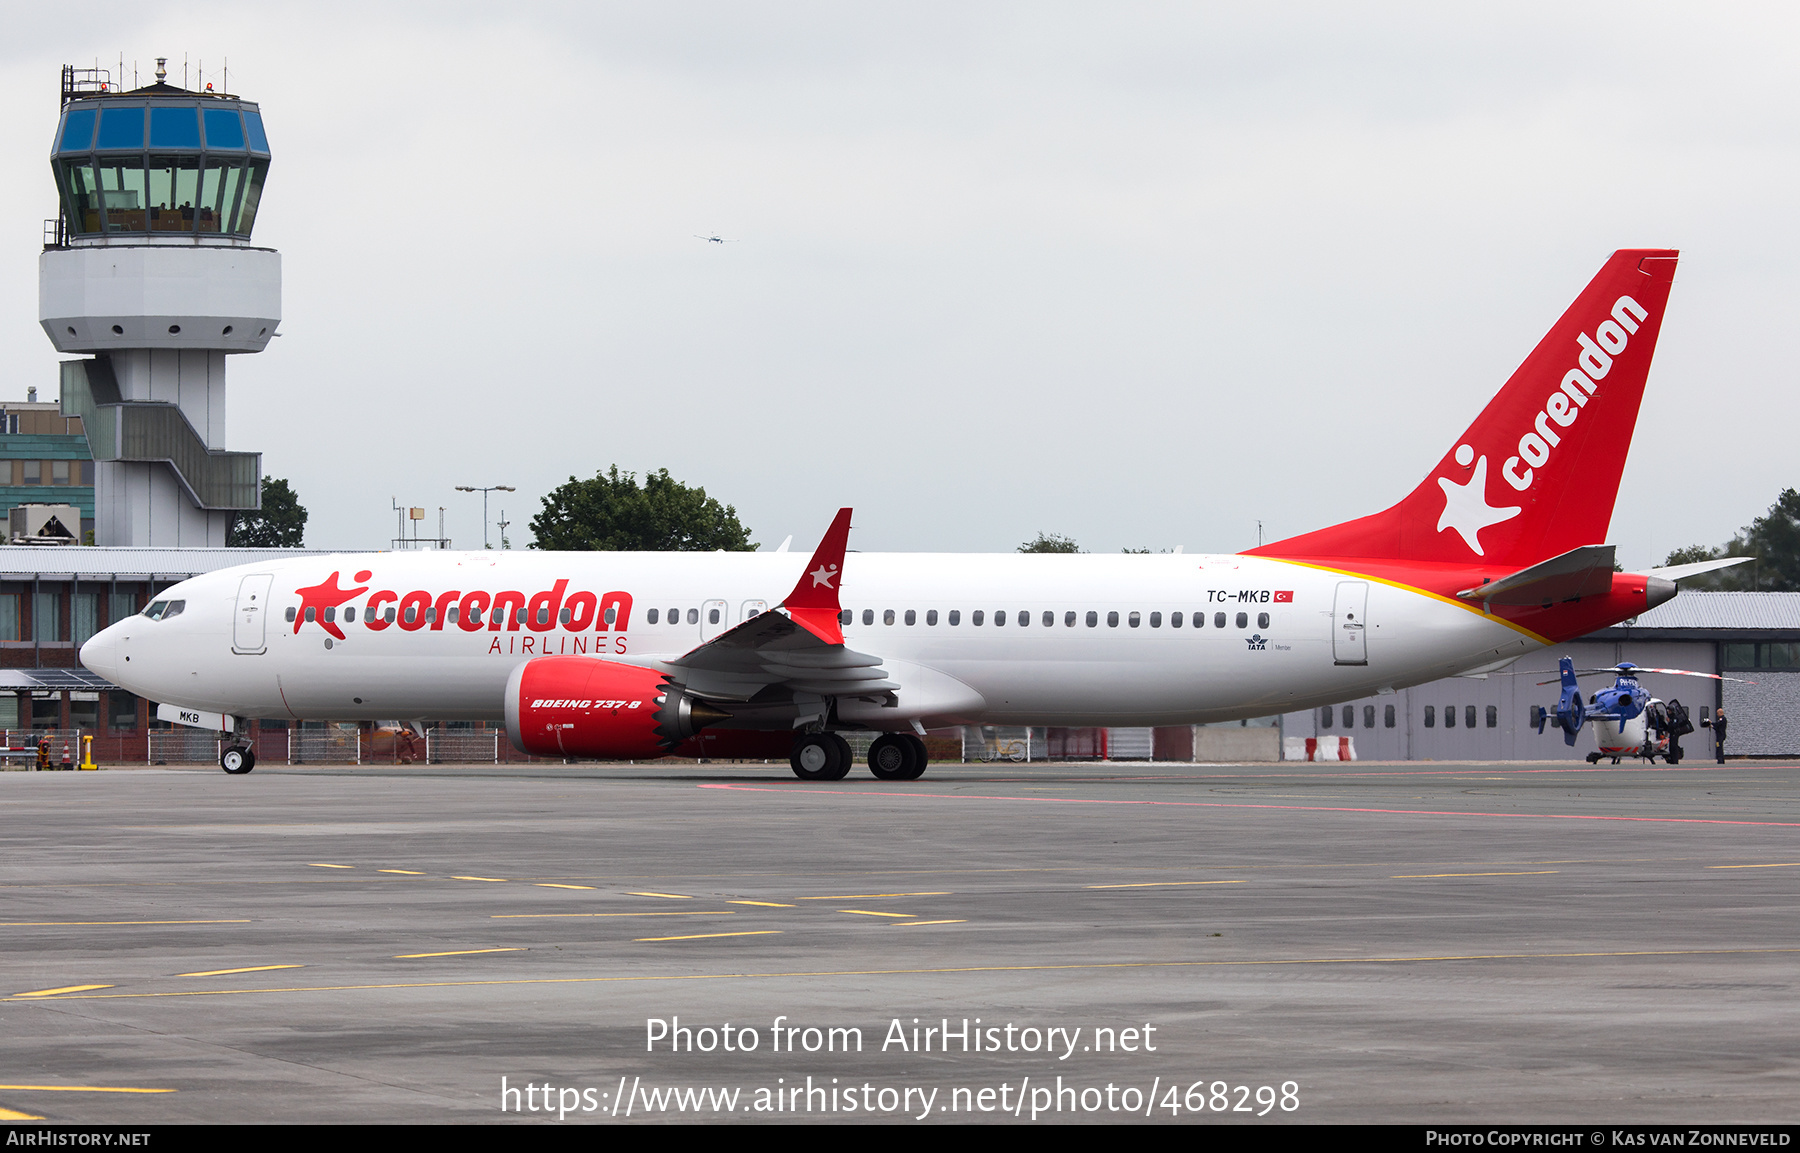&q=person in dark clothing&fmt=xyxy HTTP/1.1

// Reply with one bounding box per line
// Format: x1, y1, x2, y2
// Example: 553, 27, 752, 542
1702, 708, 1728, 763
1665, 698, 1693, 765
